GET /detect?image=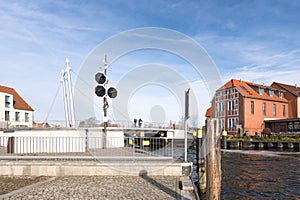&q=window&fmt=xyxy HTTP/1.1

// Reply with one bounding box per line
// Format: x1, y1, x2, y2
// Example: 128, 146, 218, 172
241, 86, 249, 92
262, 103, 266, 116
283, 105, 286, 117
15, 112, 20, 122
228, 118, 237, 129
228, 100, 234, 111
25, 113, 29, 122
228, 118, 233, 129
5, 111, 9, 121
250, 101, 254, 114
219, 119, 225, 131
217, 102, 222, 112
268, 90, 274, 97
5, 95, 10, 108
273, 104, 277, 116
278, 91, 284, 98
259, 88, 264, 95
